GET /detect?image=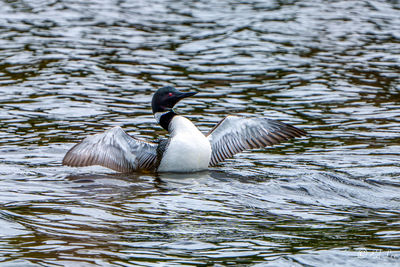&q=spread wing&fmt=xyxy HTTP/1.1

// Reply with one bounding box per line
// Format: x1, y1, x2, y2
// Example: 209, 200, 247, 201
62, 126, 158, 172
206, 116, 306, 166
